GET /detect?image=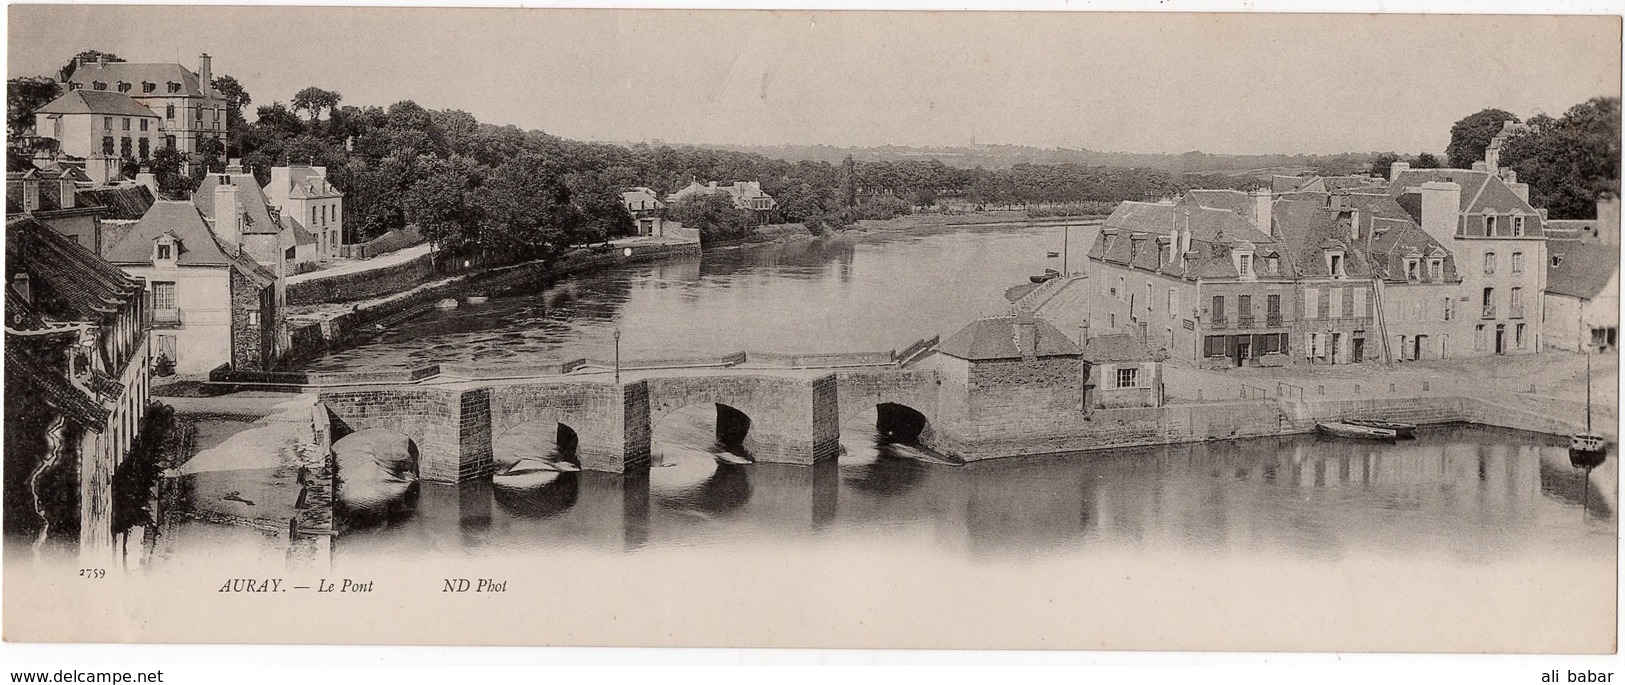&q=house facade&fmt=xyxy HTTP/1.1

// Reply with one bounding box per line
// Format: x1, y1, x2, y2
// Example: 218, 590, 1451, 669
33, 90, 165, 168
621, 187, 667, 236
194, 165, 295, 351
62, 54, 226, 173
101, 200, 279, 374
666, 180, 777, 224
264, 164, 344, 258
5, 215, 152, 563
